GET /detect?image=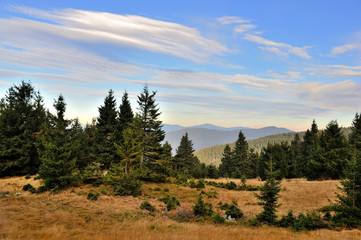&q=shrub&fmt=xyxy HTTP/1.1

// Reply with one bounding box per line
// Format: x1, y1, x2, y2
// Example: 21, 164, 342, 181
278, 210, 296, 228
163, 188, 169, 192
114, 174, 142, 197
154, 187, 162, 191
140, 201, 156, 212
212, 213, 226, 224
25, 175, 31, 179
225, 201, 243, 219
22, 183, 36, 193
193, 195, 213, 217
87, 191, 100, 201
159, 194, 180, 211
293, 212, 326, 231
